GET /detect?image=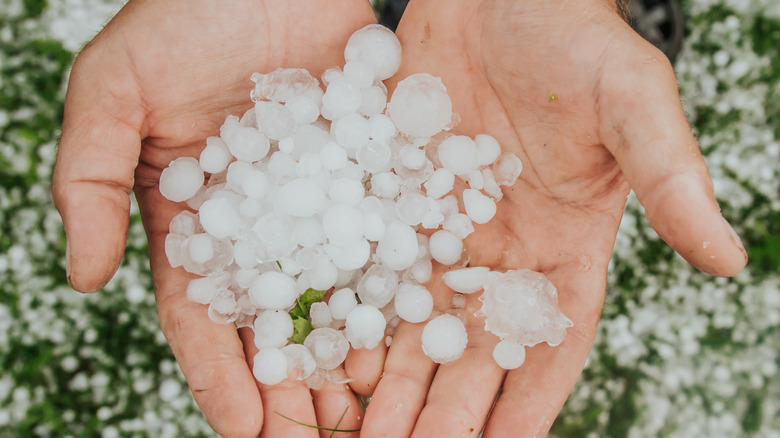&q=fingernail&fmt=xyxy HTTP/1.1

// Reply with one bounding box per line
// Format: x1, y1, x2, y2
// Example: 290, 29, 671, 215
722, 218, 747, 259
65, 239, 72, 285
